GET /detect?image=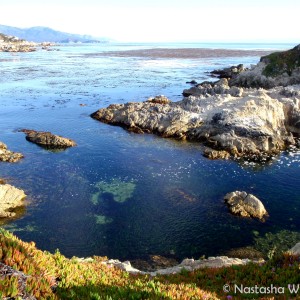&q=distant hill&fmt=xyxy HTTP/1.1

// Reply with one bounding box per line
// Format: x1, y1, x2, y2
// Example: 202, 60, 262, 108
0, 25, 108, 43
